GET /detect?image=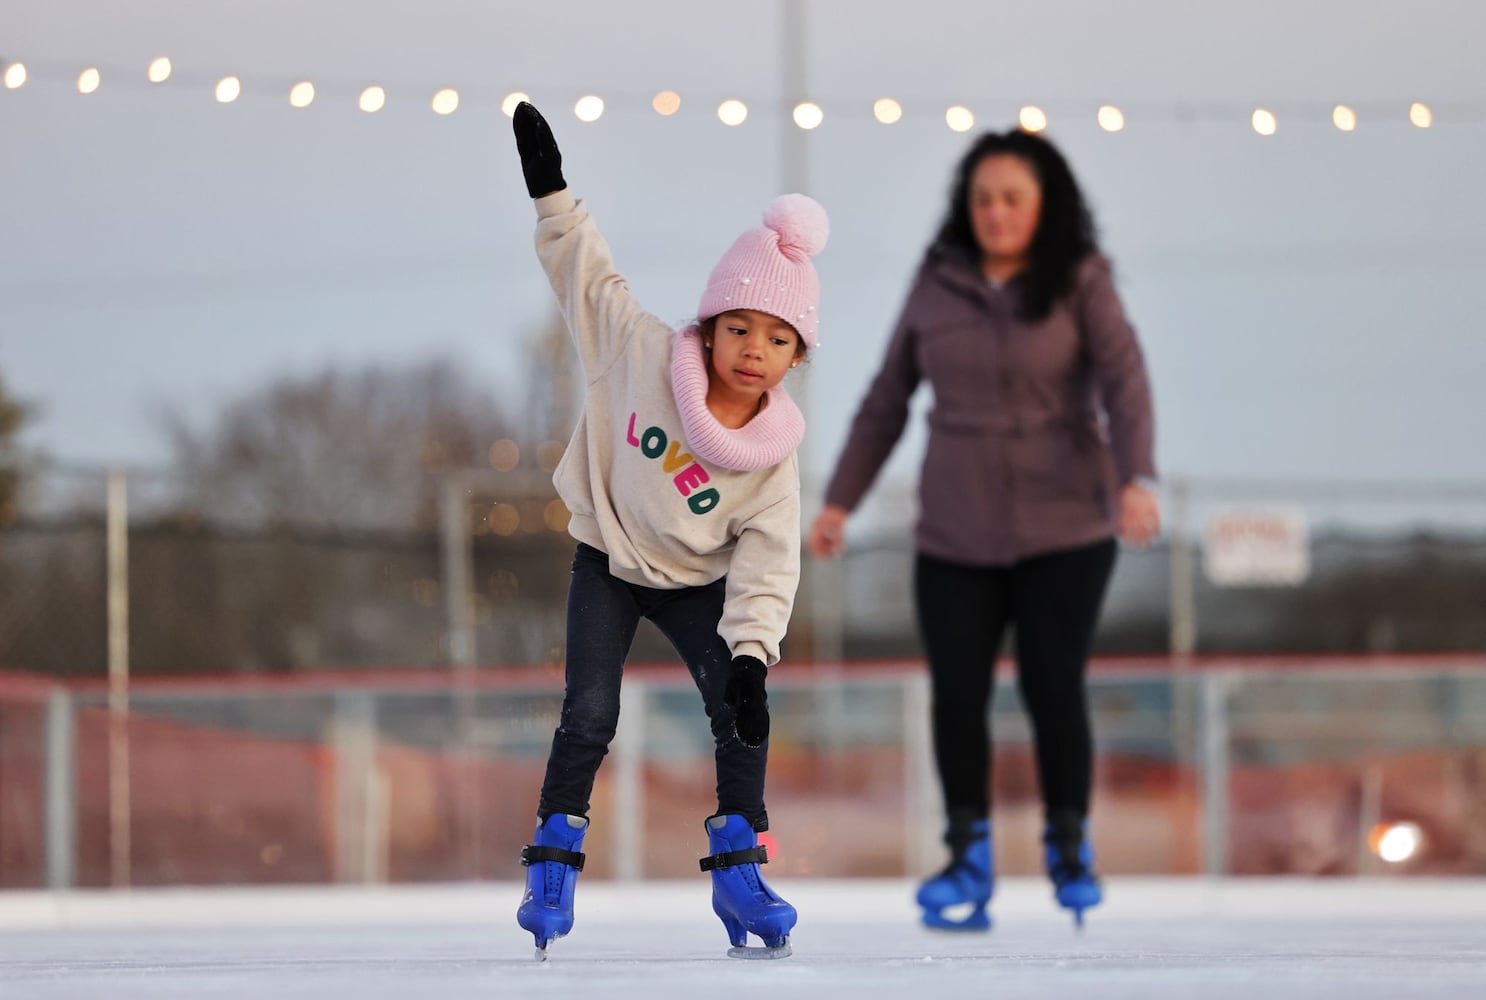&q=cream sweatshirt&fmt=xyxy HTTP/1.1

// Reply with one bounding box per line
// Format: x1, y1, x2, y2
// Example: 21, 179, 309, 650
534, 191, 802, 666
